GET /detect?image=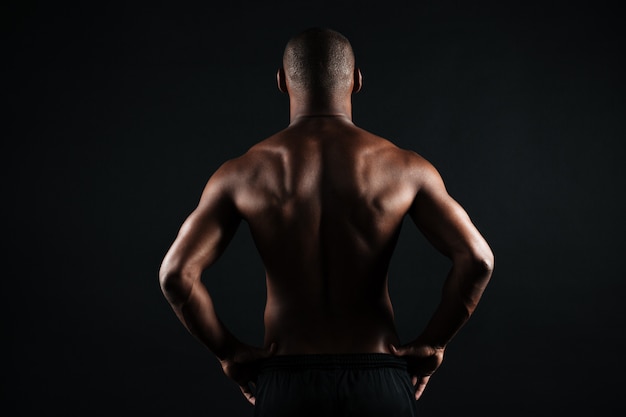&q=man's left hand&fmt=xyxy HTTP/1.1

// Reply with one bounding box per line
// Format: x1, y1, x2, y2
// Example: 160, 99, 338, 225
219, 342, 277, 405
